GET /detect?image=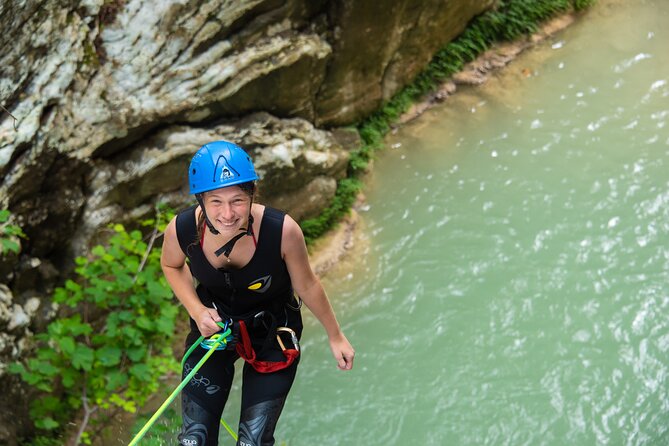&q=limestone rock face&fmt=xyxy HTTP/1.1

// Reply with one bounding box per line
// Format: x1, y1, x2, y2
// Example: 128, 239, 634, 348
72, 112, 349, 252
0, 0, 494, 442
314, 0, 496, 125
